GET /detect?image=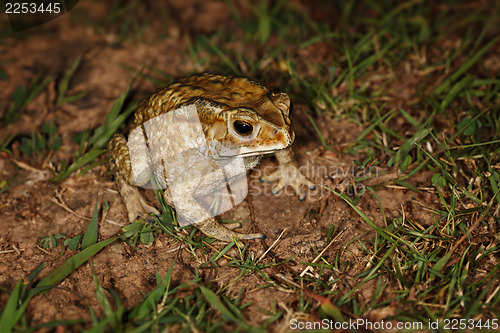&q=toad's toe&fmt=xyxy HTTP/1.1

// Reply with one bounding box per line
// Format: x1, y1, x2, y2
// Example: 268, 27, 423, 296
263, 167, 315, 201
